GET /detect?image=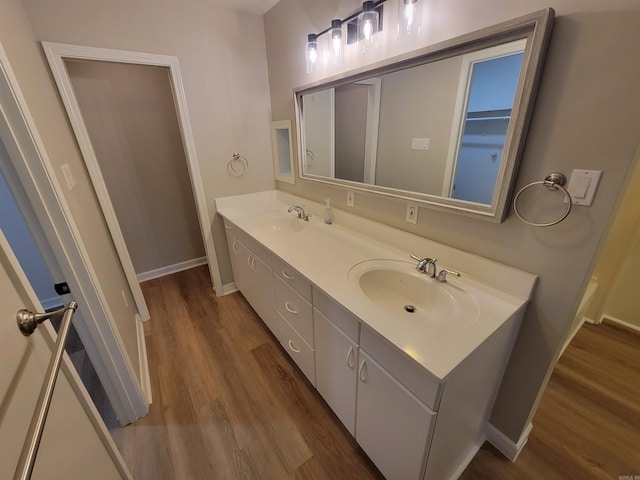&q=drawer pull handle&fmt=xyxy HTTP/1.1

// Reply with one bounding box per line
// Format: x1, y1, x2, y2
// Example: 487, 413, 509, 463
248, 256, 258, 272
232, 239, 239, 253
288, 340, 301, 354
282, 270, 295, 280
285, 302, 298, 314
358, 359, 368, 383
224, 223, 233, 229
346, 346, 355, 369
